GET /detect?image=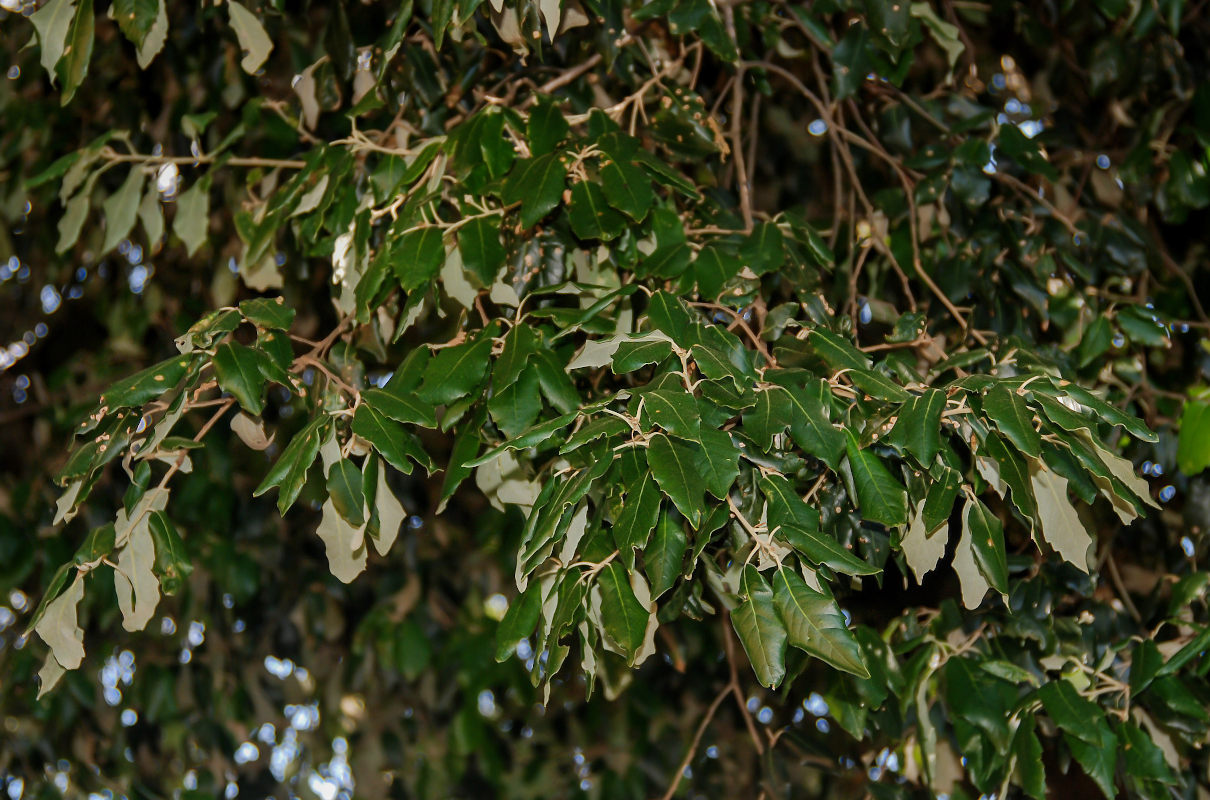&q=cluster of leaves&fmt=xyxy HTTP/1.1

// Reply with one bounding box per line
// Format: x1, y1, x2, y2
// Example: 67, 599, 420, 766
3, 0, 1210, 797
